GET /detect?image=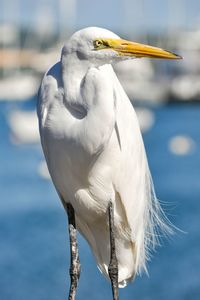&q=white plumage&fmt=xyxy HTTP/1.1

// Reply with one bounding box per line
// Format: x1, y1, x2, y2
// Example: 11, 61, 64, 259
37, 27, 178, 288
